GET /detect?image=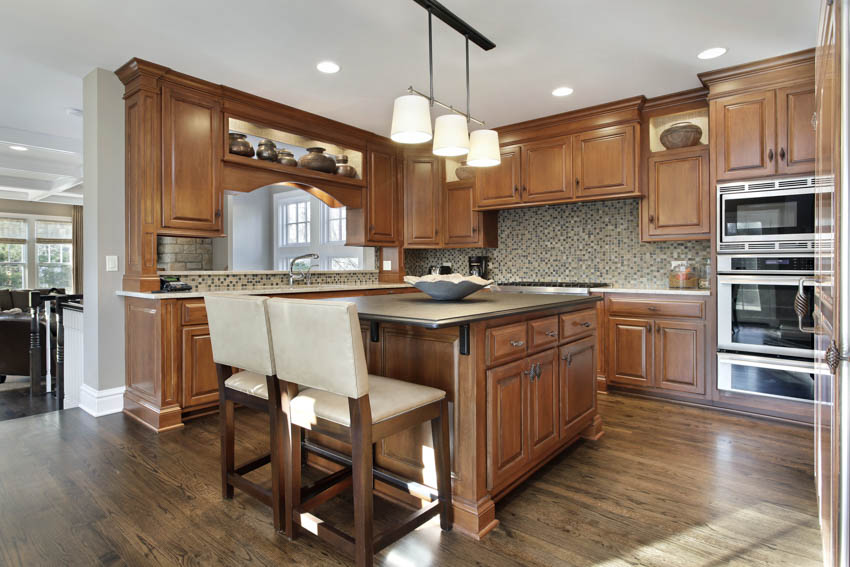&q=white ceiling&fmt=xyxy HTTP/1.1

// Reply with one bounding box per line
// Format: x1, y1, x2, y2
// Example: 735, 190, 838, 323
0, 0, 820, 198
